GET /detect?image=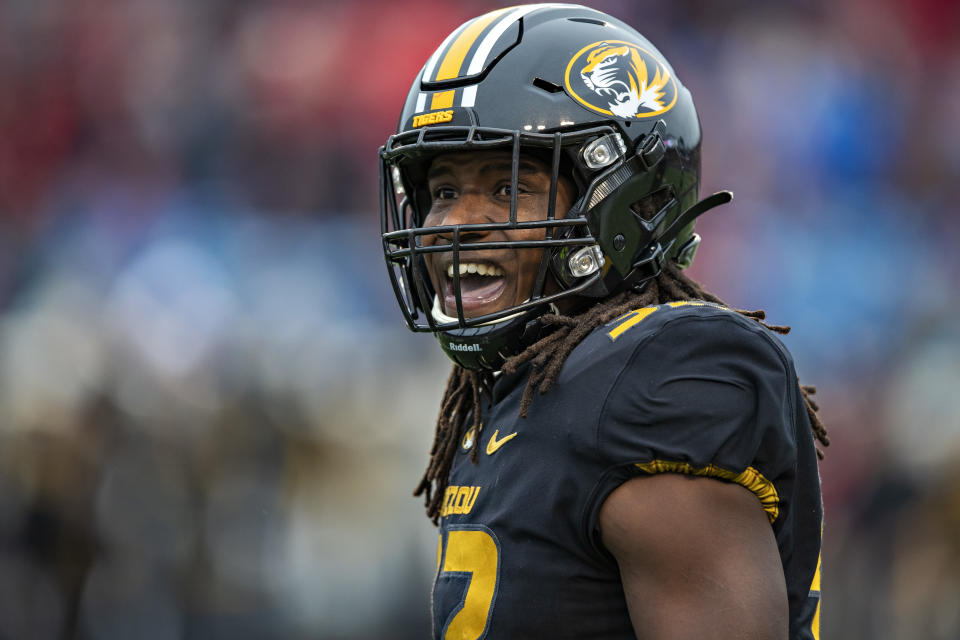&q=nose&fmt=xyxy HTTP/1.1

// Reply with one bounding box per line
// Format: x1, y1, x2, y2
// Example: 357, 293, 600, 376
427, 194, 493, 245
